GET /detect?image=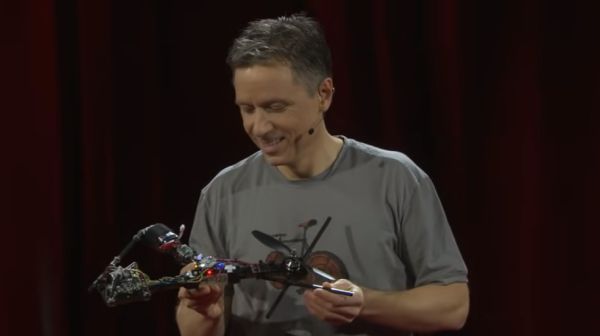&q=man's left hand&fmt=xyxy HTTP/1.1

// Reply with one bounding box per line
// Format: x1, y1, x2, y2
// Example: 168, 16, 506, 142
303, 279, 364, 325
